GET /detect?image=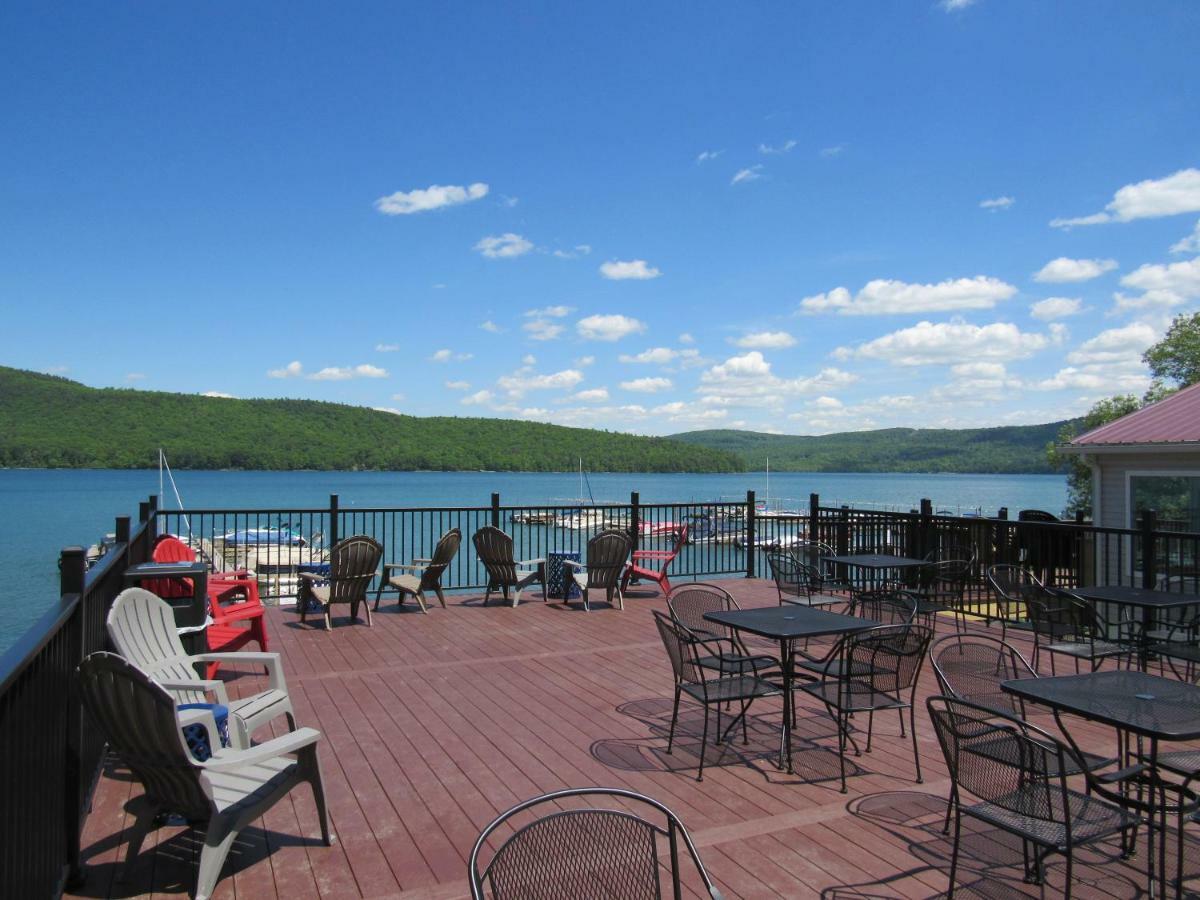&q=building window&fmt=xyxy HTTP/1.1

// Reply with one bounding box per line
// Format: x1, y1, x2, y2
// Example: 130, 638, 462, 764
1130, 475, 1200, 532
